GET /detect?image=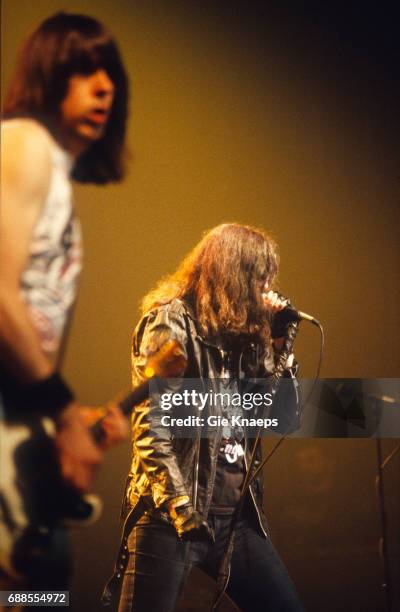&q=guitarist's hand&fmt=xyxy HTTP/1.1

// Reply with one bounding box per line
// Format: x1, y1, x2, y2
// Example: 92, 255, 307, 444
100, 403, 129, 449
79, 404, 129, 450
55, 403, 103, 492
